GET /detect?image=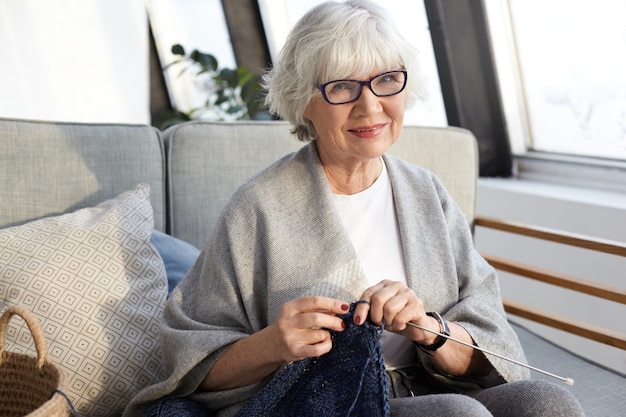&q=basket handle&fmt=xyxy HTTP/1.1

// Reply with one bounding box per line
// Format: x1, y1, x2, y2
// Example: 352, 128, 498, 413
0, 306, 50, 369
